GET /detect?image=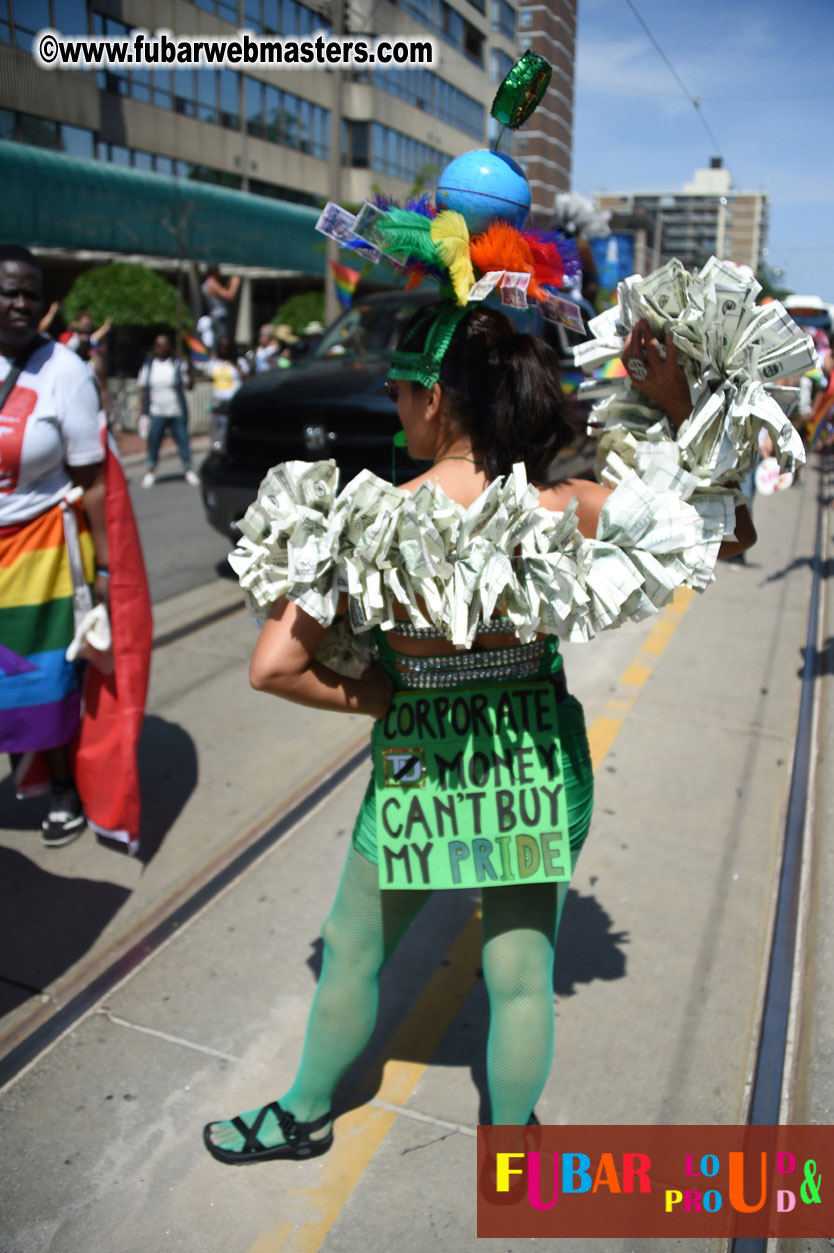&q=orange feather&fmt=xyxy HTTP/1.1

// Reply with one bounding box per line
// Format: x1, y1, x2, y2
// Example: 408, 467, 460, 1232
469, 220, 548, 301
